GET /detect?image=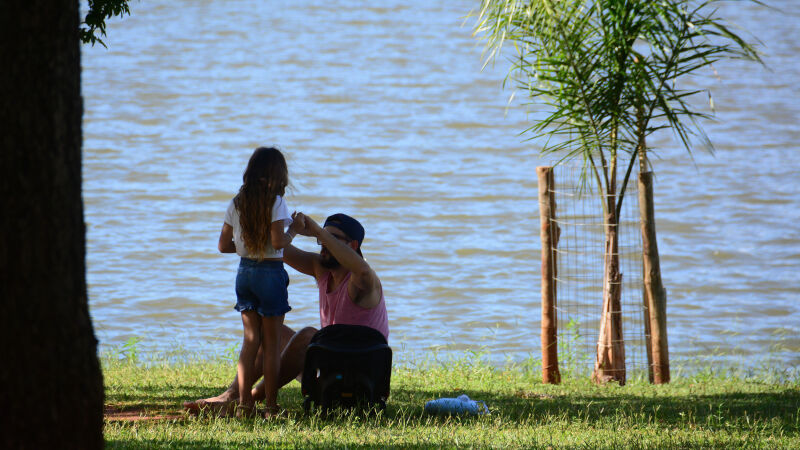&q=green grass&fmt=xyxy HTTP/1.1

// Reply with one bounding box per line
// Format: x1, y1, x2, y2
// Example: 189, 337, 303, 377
103, 353, 800, 448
